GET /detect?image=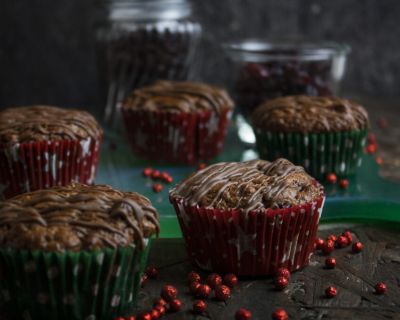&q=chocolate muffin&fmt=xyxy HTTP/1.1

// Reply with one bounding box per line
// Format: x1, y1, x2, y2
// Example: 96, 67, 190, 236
251, 96, 369, 179
170, 158, 325, 276
0, 105, 103, 199
121, 81, 234, 164
0, 183, 159, 320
